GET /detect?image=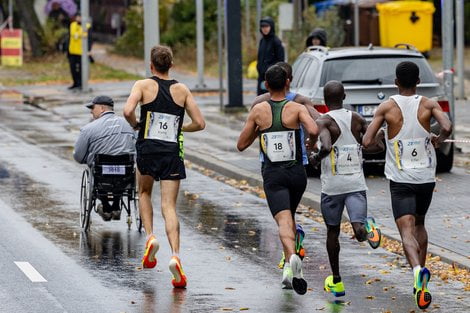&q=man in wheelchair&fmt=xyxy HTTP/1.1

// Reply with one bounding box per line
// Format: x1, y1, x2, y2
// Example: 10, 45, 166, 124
74, 95, 136, 221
